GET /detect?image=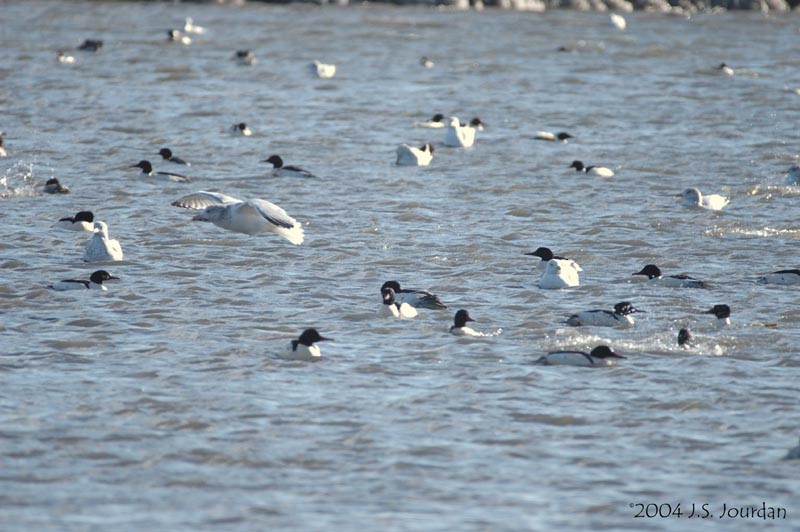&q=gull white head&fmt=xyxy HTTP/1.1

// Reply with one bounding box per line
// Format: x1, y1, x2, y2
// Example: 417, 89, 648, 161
92, 221, 109, 237
679, 187, 703, 206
